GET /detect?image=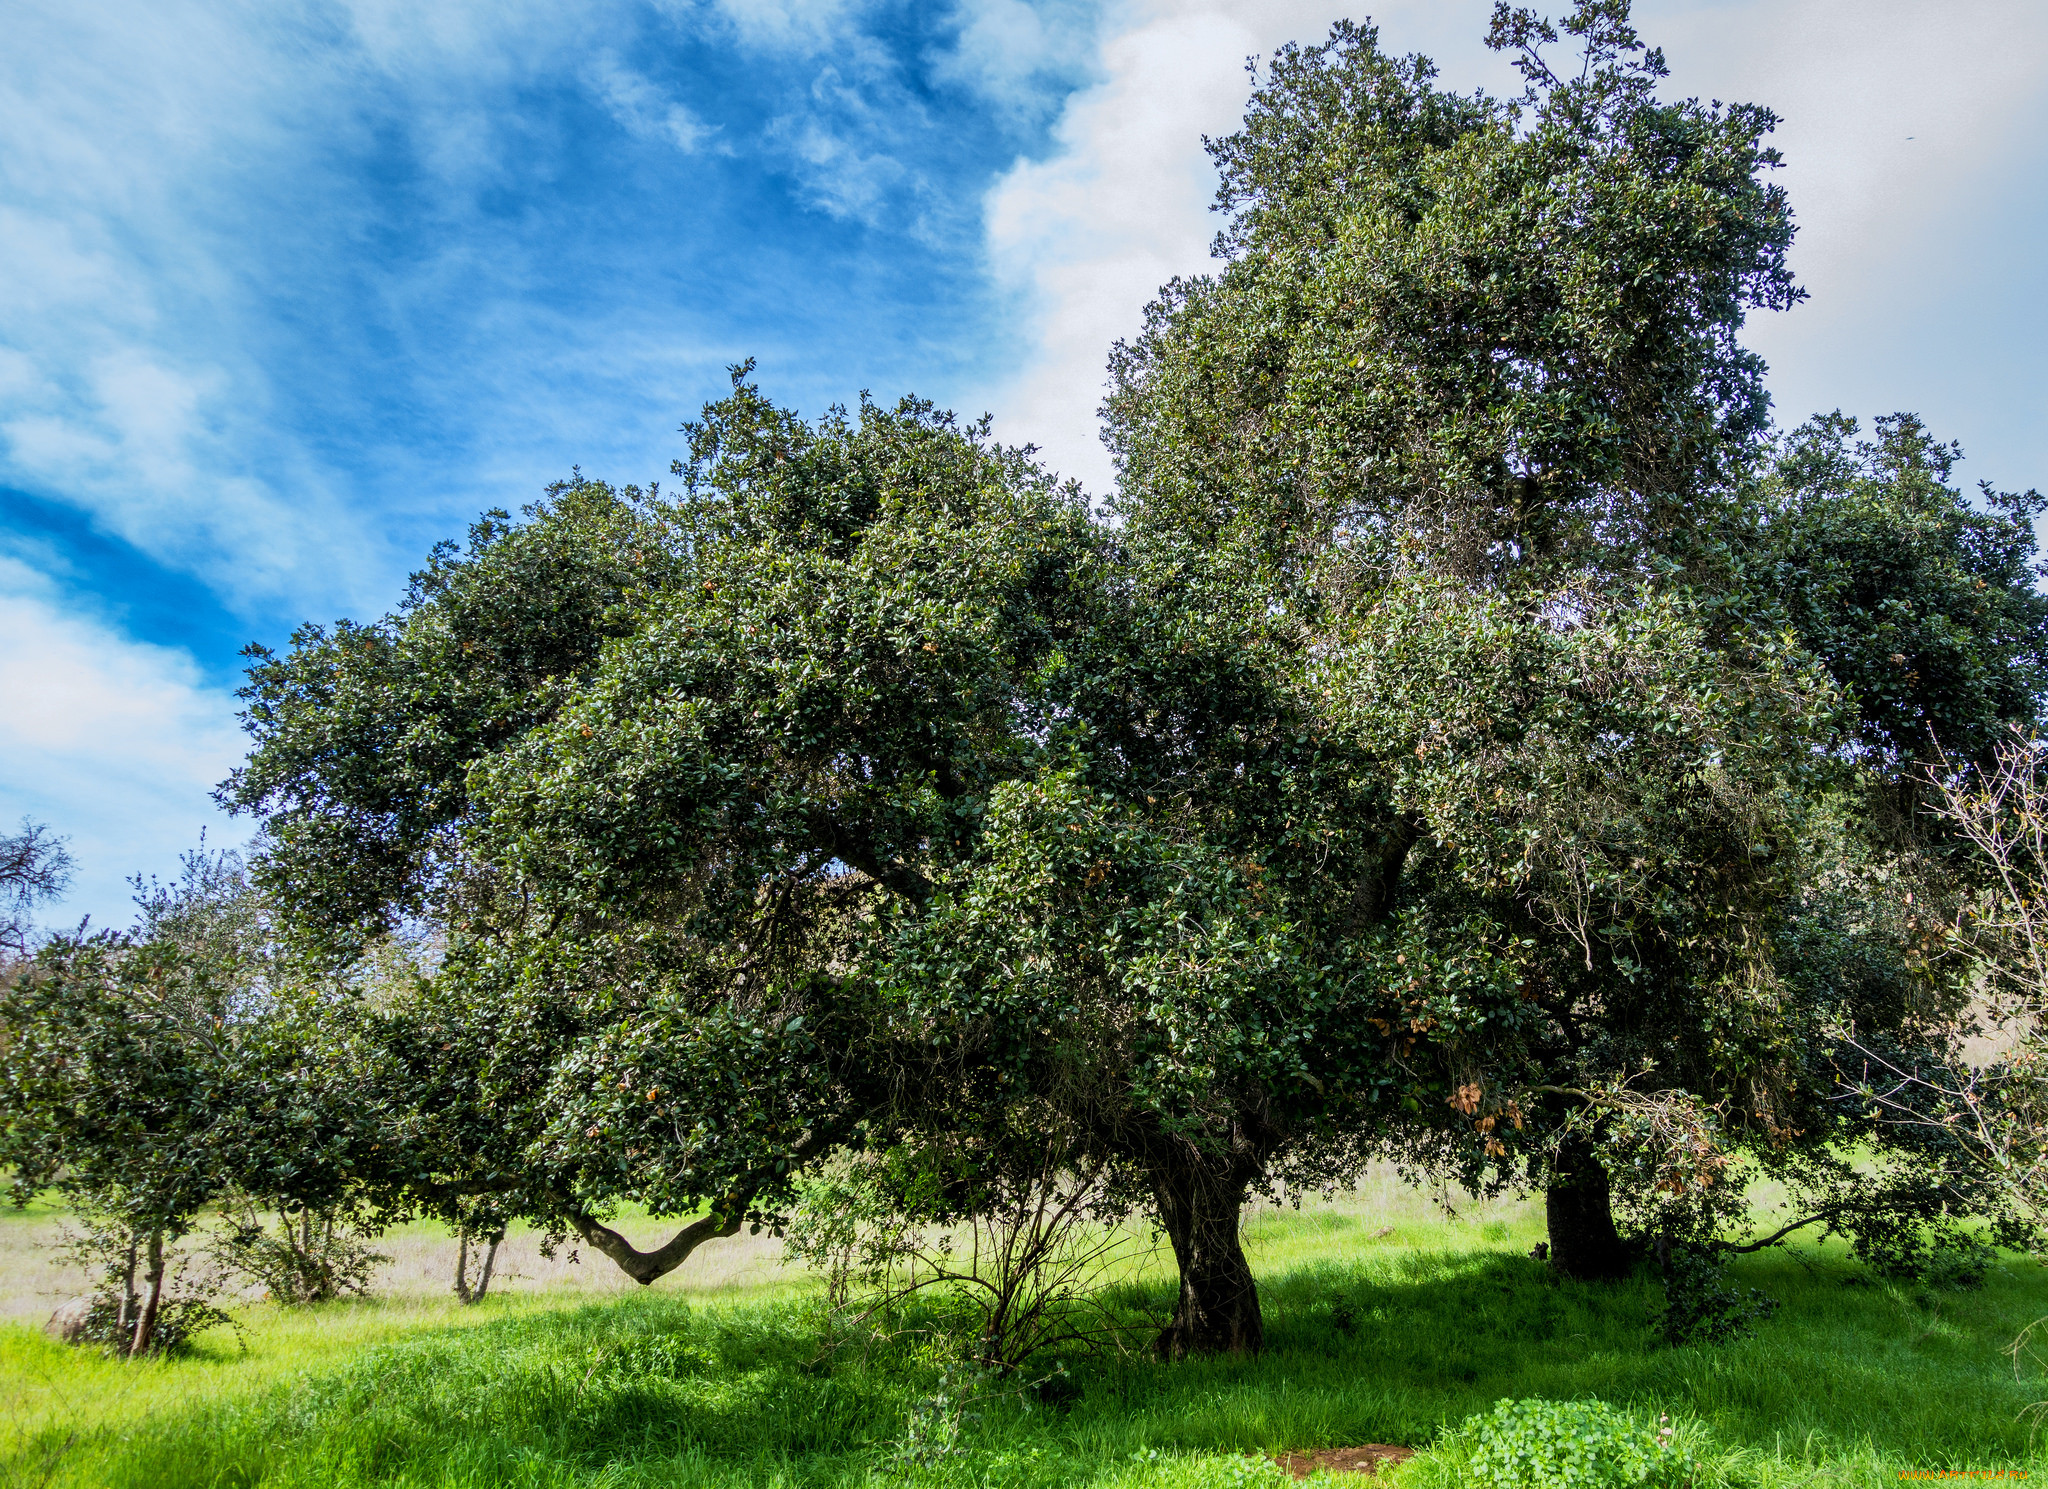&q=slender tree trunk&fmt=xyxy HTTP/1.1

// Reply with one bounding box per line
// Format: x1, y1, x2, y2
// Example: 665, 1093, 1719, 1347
454, 1227, 501, 1304
1545, 1137, 1631, 1281
473, 1235, 499, 1302
1149, 1151, 1263, 1359
117, 1236, 139, 1340
129, 1231, 165, 1359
